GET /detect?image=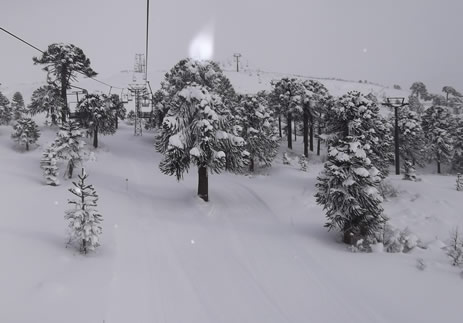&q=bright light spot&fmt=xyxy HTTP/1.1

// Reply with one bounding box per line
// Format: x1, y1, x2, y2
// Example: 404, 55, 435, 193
363, 48, 368, 53
54, 201, 59, 205
189, 23, 214, 60
191, 239, 195, 245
